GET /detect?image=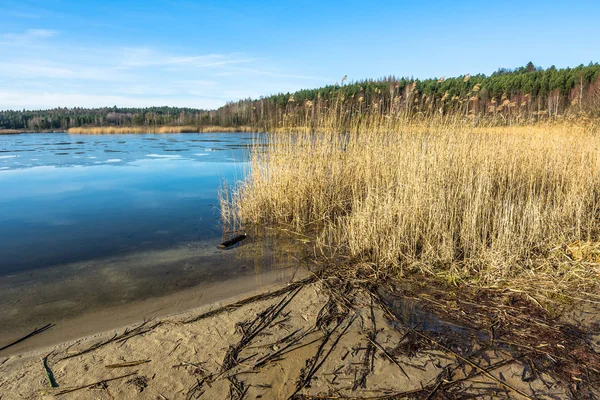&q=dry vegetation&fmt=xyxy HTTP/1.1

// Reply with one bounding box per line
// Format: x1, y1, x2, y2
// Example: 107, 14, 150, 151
67, 125, 254, 134
222, 119, 600, 302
